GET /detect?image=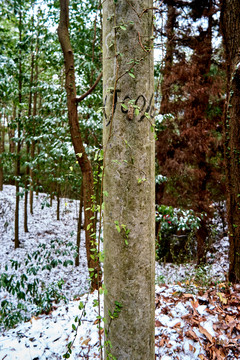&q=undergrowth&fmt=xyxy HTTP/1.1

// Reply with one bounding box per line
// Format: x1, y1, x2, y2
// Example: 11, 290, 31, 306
0, 239, 77, 329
